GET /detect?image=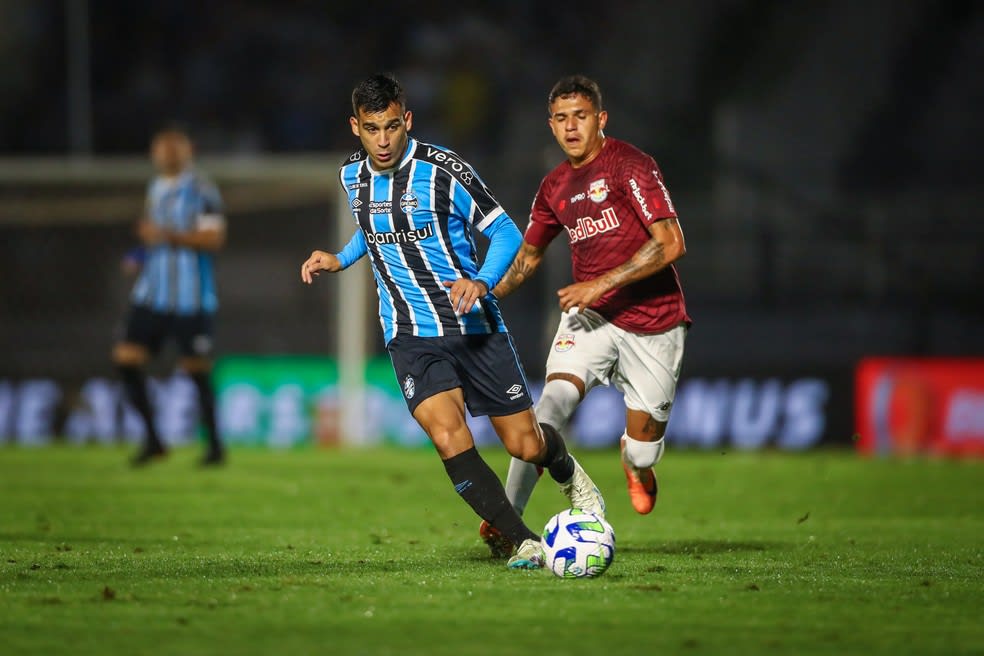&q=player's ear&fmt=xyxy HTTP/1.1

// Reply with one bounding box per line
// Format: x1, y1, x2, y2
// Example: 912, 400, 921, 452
349, 115, 360, 137
403, 110, 413, 132
597, 110, 608, 132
